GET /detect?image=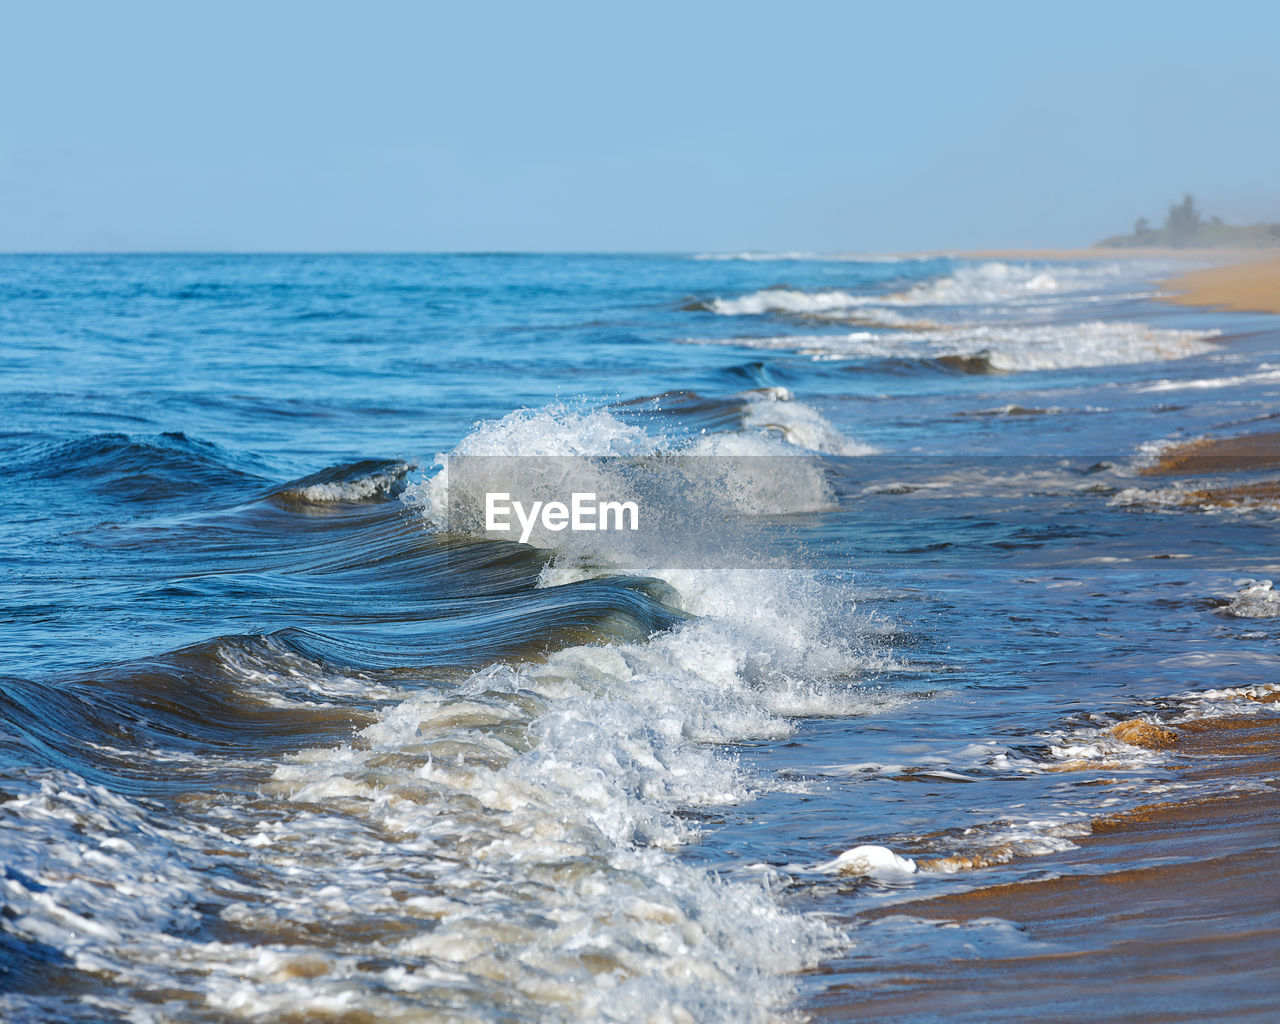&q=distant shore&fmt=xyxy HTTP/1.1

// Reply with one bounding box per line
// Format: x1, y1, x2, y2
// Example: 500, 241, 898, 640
906, 246, 1248, 262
